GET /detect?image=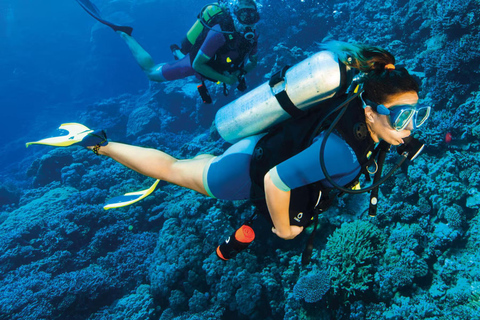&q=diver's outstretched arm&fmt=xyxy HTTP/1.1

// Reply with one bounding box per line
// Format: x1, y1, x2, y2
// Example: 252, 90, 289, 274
192, 52, 239, 85
117, 32, 167, 82
96, 142, 213, 195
